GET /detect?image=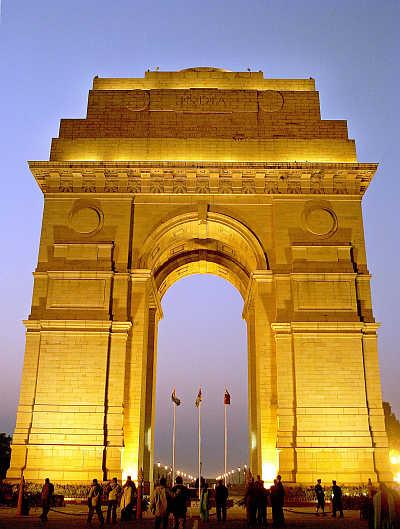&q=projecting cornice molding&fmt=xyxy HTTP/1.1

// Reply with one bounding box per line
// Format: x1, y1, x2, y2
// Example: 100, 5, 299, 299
23, 319, 132, 333
271, 322, 381, 334
29, 161, 377, 196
